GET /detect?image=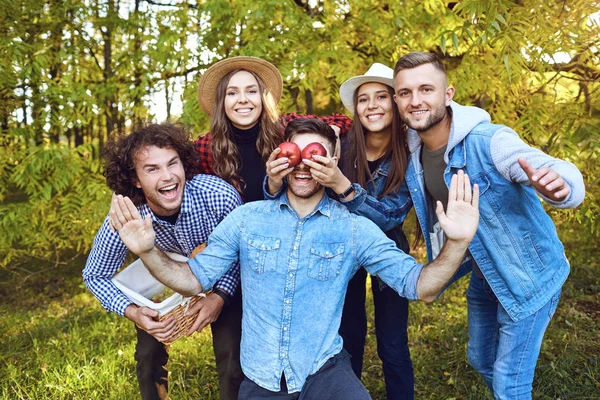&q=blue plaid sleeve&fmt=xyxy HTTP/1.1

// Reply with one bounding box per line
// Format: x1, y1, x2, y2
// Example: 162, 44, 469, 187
82, 217, 133, 316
